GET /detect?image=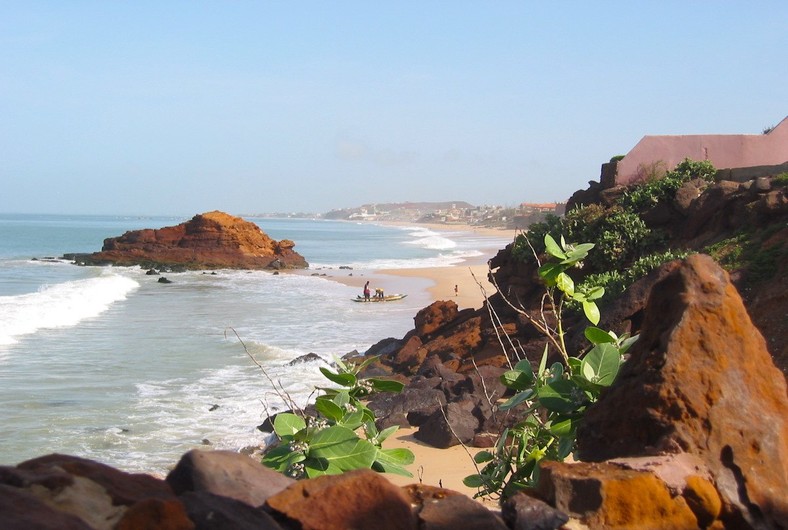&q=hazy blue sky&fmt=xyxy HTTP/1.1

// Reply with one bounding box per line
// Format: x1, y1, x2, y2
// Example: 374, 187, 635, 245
1, 2, 785, 216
